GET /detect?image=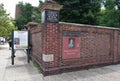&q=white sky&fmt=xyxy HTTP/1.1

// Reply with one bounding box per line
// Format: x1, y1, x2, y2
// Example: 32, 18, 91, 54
0, 0, 45, 18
